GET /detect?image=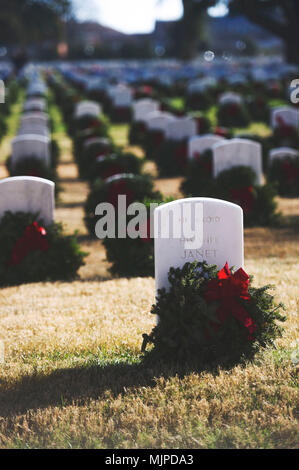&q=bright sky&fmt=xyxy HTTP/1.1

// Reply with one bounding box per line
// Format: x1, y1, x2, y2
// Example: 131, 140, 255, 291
73, 0, 184, 34
73, 0, 228, 34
